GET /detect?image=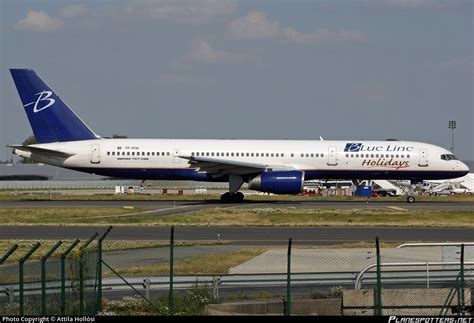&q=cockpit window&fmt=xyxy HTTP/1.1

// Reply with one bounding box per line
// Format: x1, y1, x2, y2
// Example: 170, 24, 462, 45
441, 154, 458, 161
